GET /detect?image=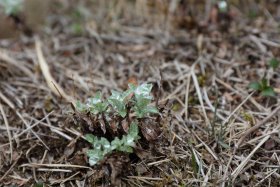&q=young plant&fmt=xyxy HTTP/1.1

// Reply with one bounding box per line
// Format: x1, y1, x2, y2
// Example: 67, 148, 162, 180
249, 58, 279, 97
76, 83, 159, 166
85, 122, 140, 166
249, 78, 275, 97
